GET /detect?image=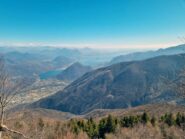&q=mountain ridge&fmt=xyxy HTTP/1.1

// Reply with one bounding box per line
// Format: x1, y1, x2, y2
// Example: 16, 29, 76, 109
110, 44, 185, 64
30, 53, 185, 114
57, 62, 92, 82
